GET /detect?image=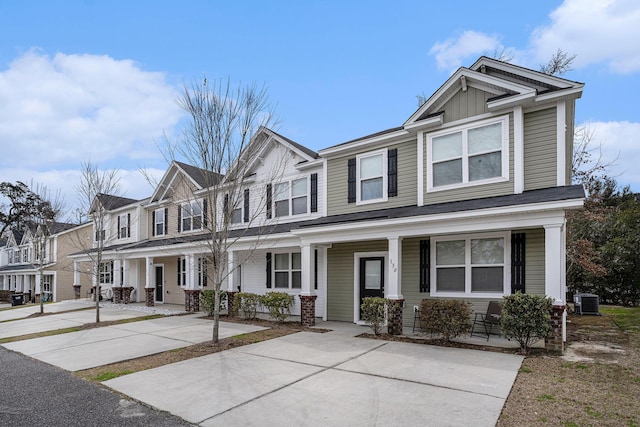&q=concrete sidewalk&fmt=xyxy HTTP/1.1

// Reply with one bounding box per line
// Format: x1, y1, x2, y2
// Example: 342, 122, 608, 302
0, 300, 93, 322
3, 315, 266, 371
105, 328, 524, 426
